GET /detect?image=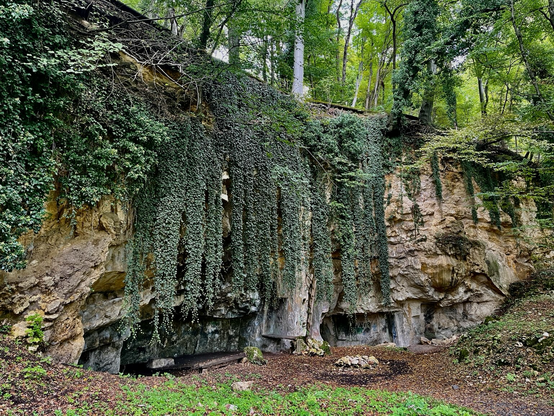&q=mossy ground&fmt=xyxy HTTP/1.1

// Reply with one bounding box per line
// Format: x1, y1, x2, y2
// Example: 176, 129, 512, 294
451, 270, 554, 402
